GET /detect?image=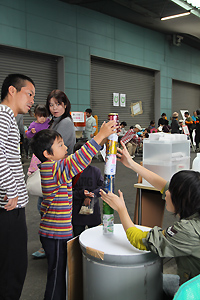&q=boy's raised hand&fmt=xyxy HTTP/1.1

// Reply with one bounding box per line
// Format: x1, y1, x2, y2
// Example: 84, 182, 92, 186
117, 141, 134, 169
94, 120, 119, 146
